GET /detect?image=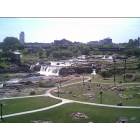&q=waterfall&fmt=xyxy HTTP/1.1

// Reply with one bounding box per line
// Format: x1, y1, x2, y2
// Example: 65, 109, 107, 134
38, 61, 72, 76
38, 65, 62, 76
